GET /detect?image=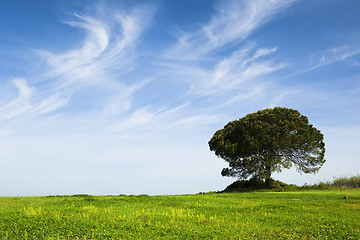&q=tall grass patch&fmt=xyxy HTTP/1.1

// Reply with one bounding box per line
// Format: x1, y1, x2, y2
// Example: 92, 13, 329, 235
333, 175, 360, 188
314, 175, 360, 189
